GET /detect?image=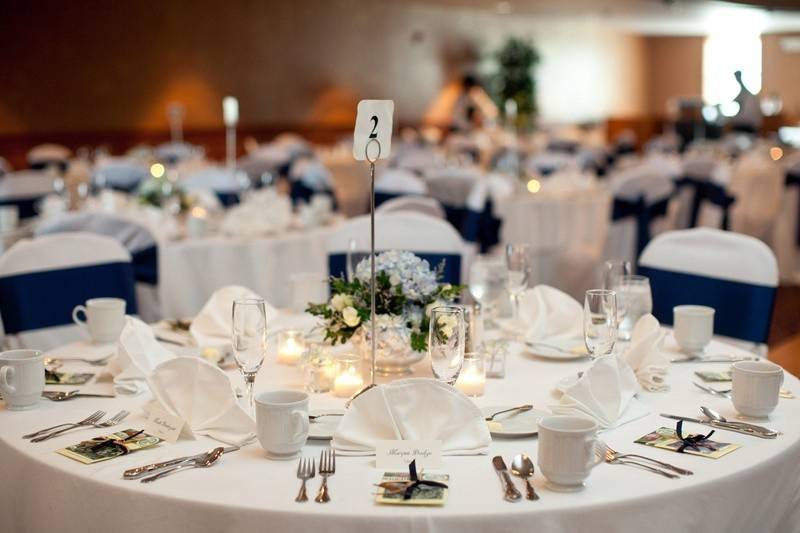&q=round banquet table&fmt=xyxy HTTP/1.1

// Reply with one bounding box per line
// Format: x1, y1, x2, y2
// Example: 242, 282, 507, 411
2, 319, 800, 533
158, 225, 336, 318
